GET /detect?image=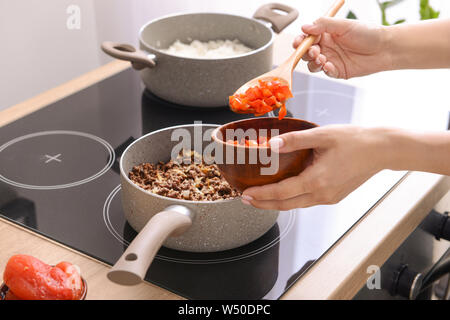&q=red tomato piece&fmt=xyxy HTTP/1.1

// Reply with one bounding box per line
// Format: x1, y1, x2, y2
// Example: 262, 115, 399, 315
3, 255, 83, 300
276, 92, 285, 101
262, 88, 272, 98
278, 85, 293, 99
258, 136, 267, 145
226, 136, 270, 147
264, 96, 277, 106
248, 99, 263, 110
245, 87, 263, 100
260, 100, 273, 113
278, 105, 287, 120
